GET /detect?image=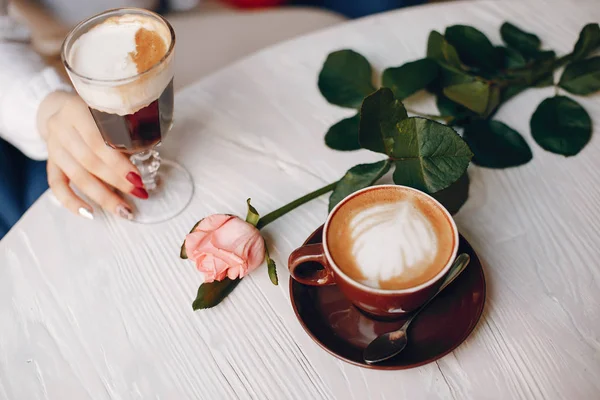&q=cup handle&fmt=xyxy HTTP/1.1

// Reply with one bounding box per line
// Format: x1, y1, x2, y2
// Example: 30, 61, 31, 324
288, 243, 336, 286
